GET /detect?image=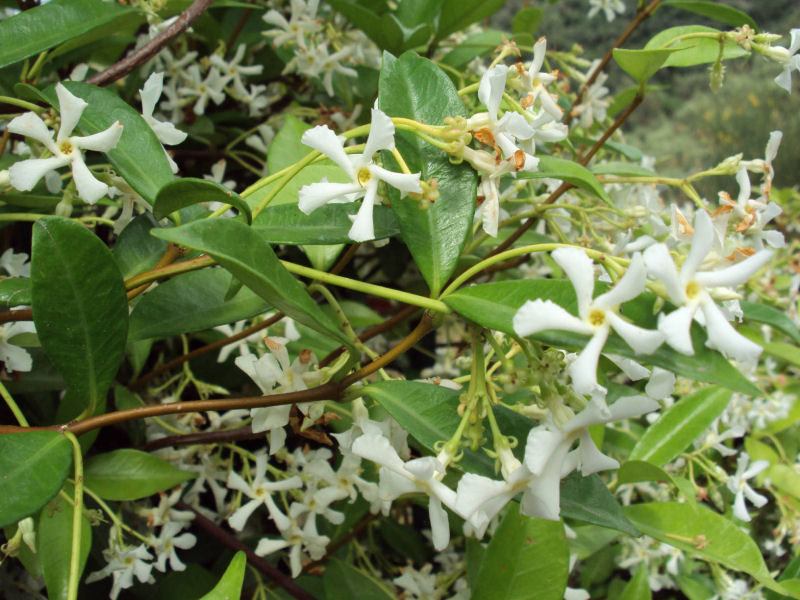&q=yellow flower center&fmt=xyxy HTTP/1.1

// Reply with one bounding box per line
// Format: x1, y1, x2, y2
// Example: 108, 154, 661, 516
357, 167, 371, 187
59, 140, 74, 155
685, 281, 701, 299
588, 309, 606, 327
